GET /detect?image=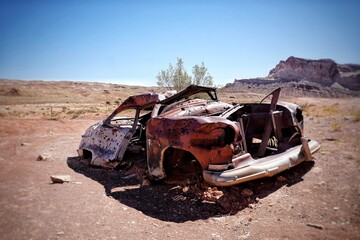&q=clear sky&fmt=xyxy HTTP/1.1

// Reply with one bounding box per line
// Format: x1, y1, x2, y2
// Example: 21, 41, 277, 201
1, 0, 359, 86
